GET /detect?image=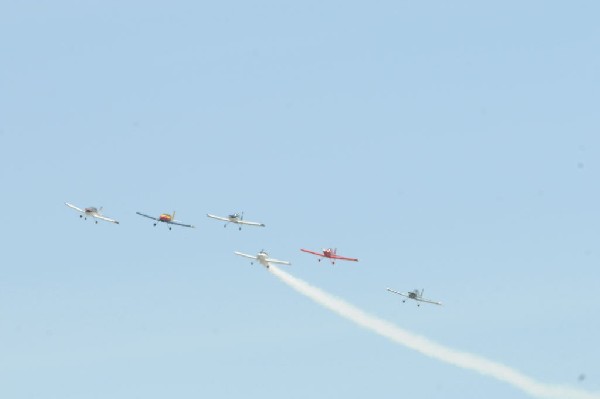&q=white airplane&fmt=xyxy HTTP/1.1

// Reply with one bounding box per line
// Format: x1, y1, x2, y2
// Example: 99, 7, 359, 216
207, 212, 265, 230
65, 202, 119, 224
234, 250, 291, 269
386, 288, 442, 306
